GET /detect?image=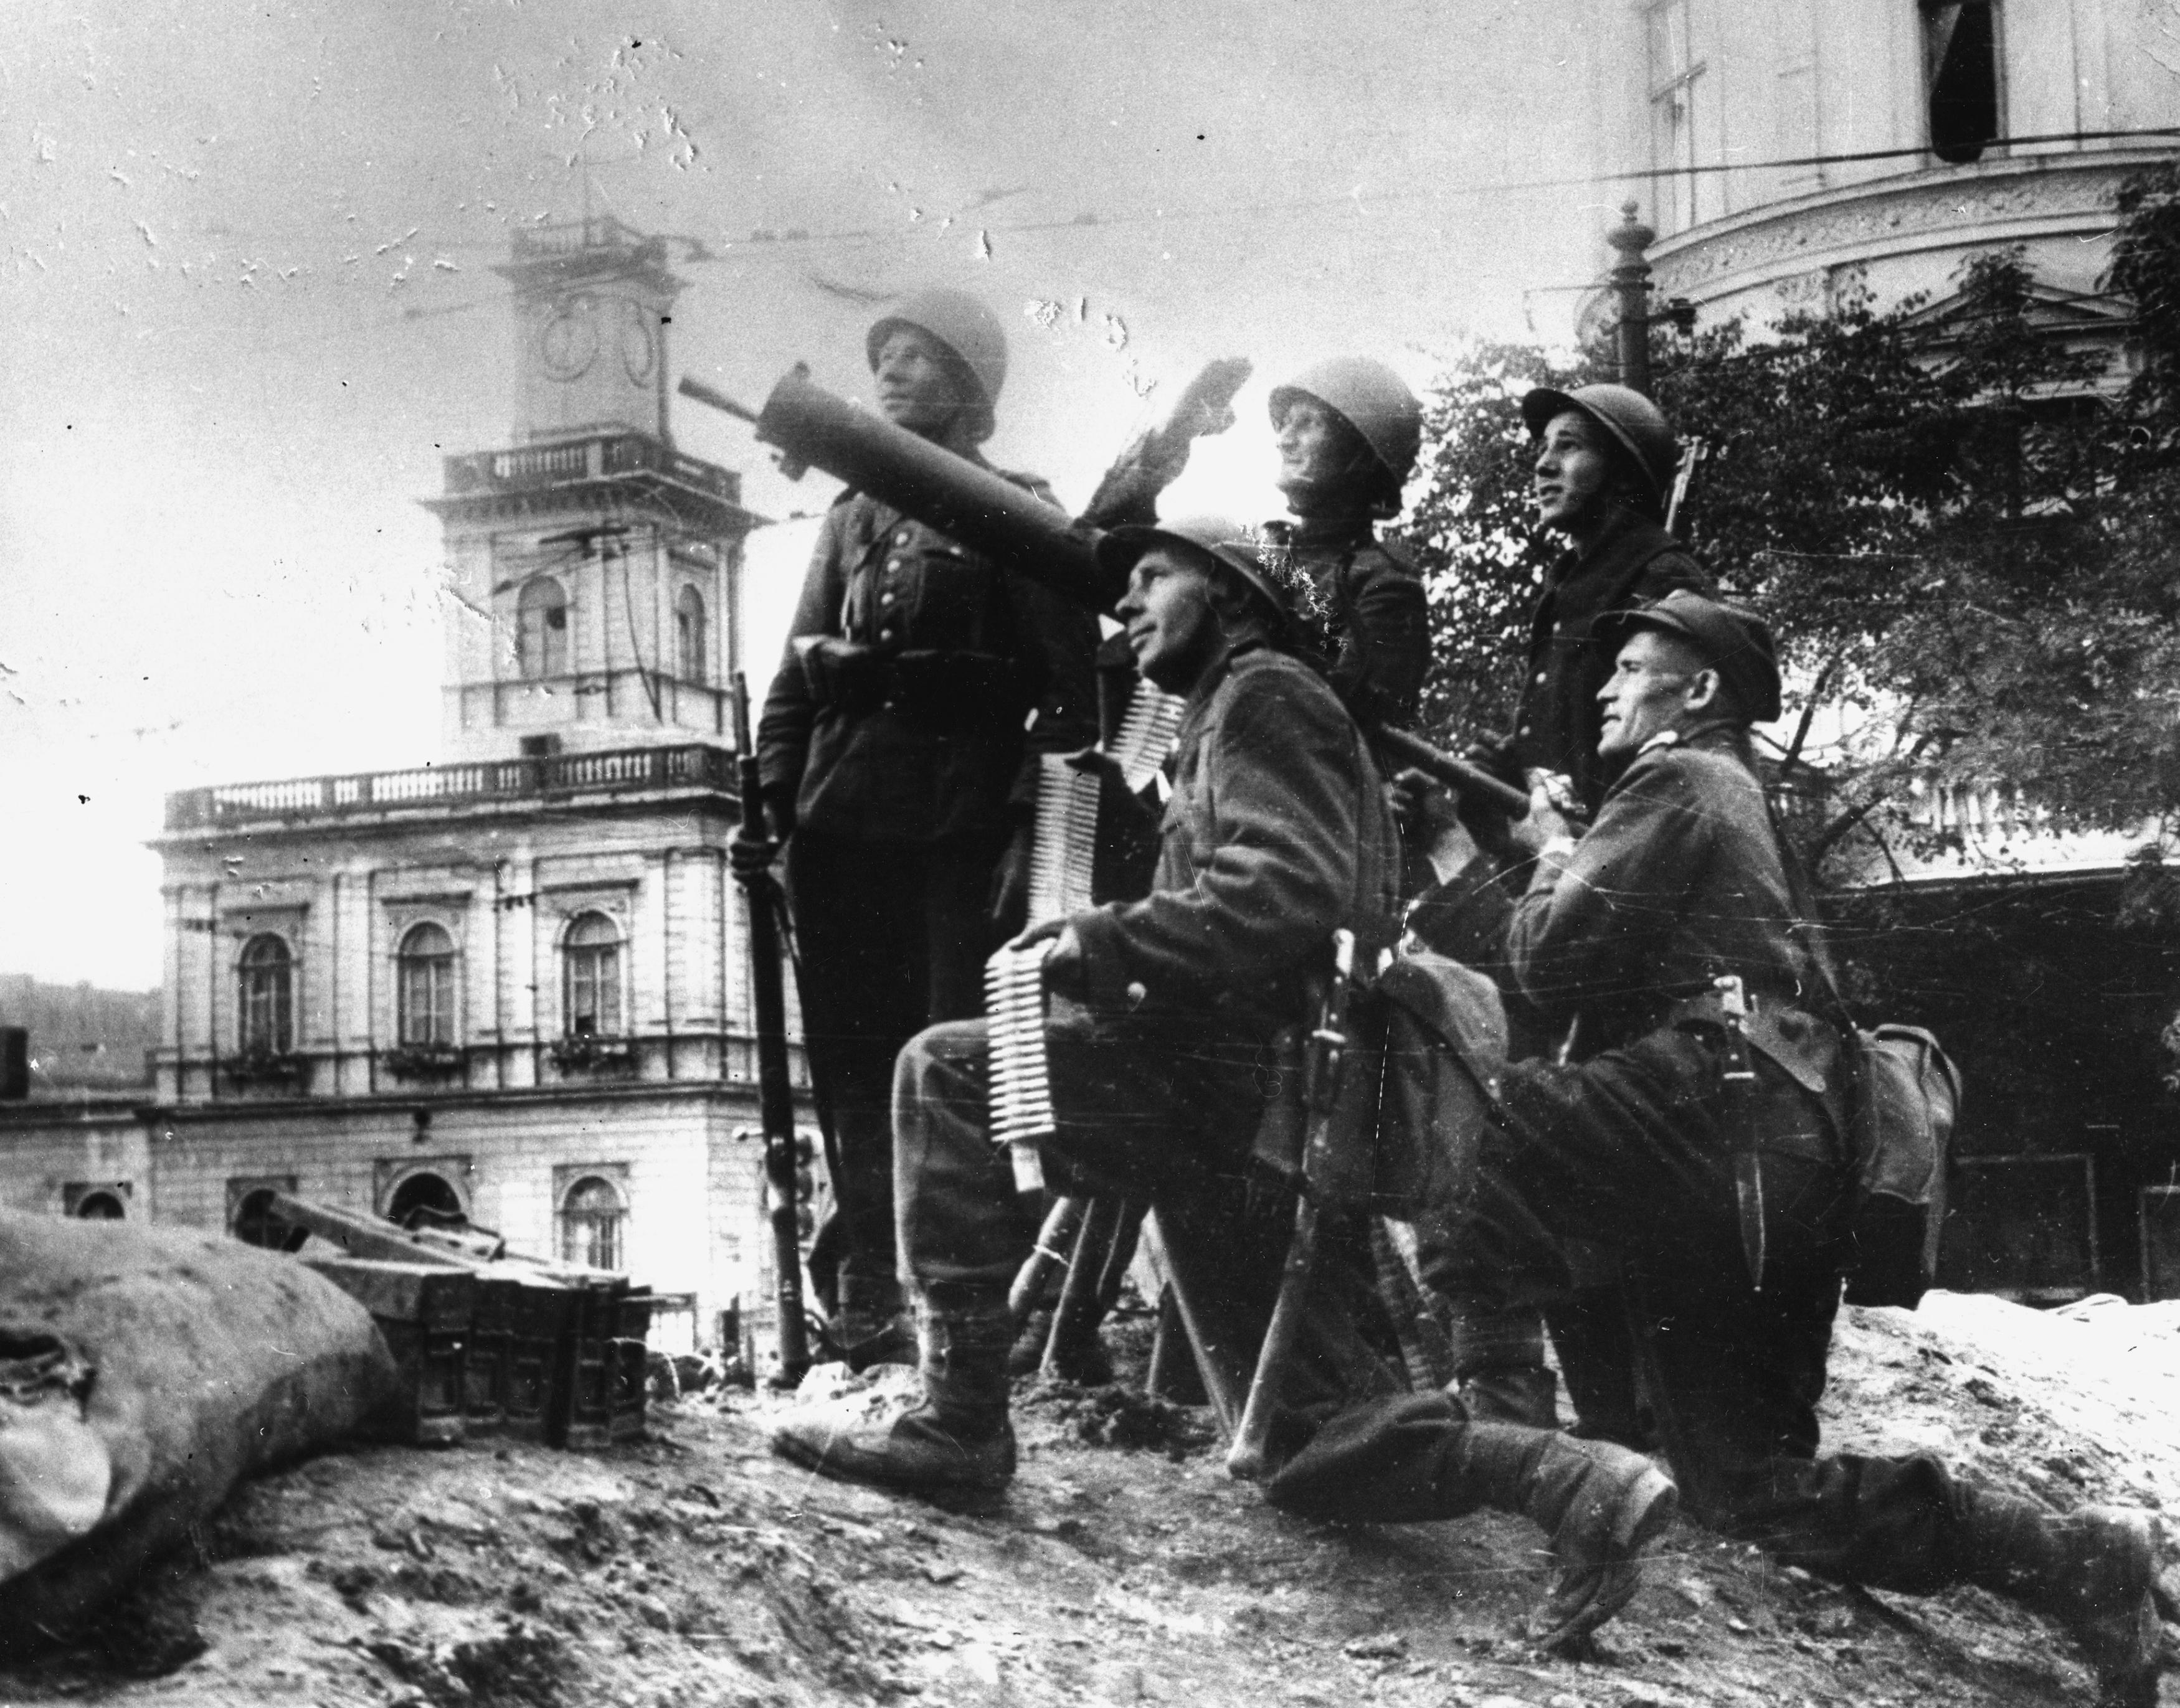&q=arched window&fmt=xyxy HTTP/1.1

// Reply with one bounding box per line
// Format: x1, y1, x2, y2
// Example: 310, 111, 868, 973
675, 585, 708, 684
387, 1171, 463, 1229
1923, 1, 2000, 165
237, 934, 293, 1055
397, 922, 457, 1045
562, 912, 623, 1038
231, 1187, 293, 1249
73, 1190, 126, 1220
560, 1175, 627, 1271
516, 577, 570, 679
